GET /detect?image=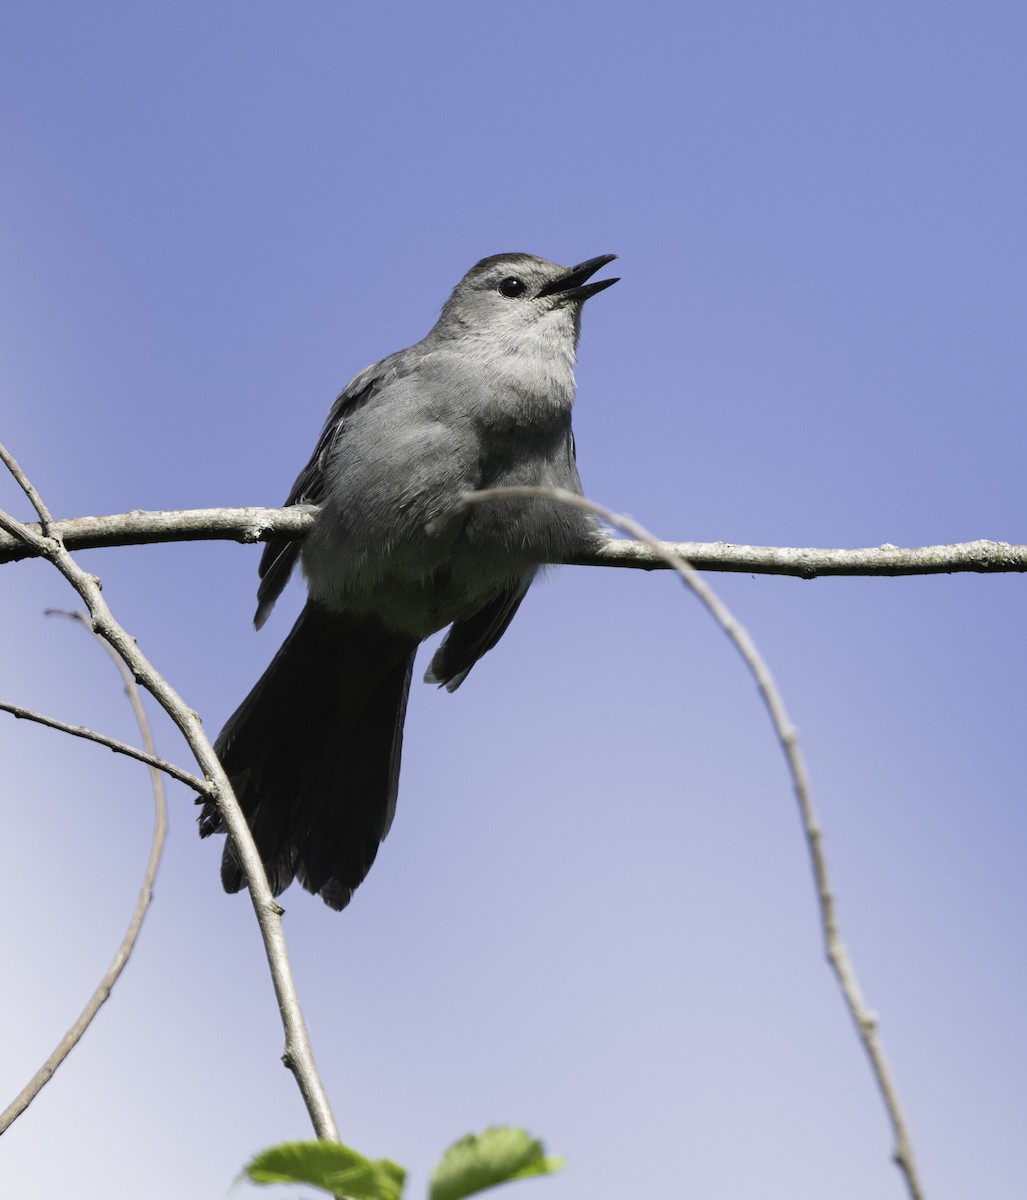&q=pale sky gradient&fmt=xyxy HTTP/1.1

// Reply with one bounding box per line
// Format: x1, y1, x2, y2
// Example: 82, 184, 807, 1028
2, 3, 1026, 1198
